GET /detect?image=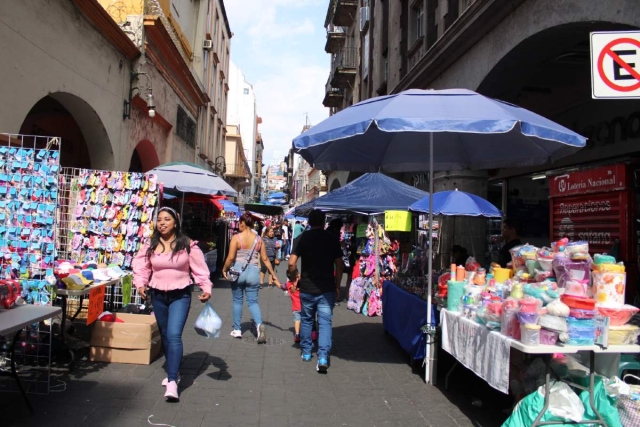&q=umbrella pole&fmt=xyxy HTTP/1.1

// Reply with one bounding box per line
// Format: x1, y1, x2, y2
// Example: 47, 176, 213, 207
426, 132, 435, 385
180, 191, 185, 219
